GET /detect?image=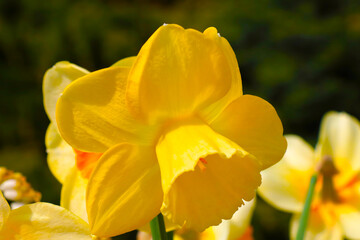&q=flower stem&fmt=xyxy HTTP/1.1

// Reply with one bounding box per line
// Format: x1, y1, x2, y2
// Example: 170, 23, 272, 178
296, 174, 318, 240
150, 213, 168, 240
167, 231, 174, 240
